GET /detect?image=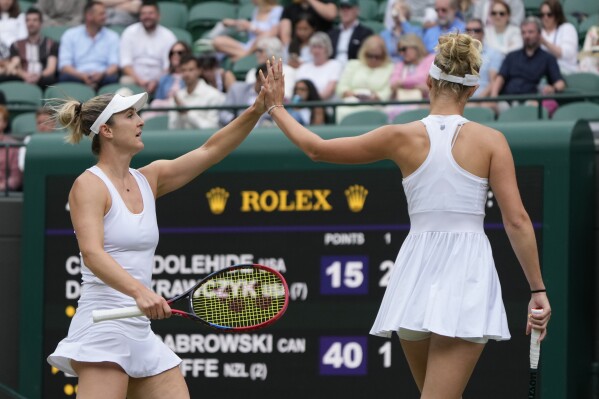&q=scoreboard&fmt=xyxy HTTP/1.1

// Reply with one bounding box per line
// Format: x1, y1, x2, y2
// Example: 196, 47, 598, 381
42, 166, 543, 398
